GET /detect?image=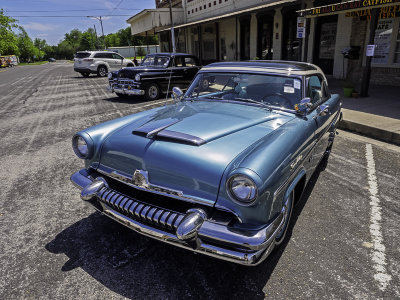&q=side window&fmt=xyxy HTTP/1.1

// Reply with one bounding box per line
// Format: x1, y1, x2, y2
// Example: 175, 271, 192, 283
174, 57, 184, 67
112, 53, 122, 59
185, 57, 197, 66
104, 53, 114, 59
94, 53, 105, 58
307, 75, 323, 105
